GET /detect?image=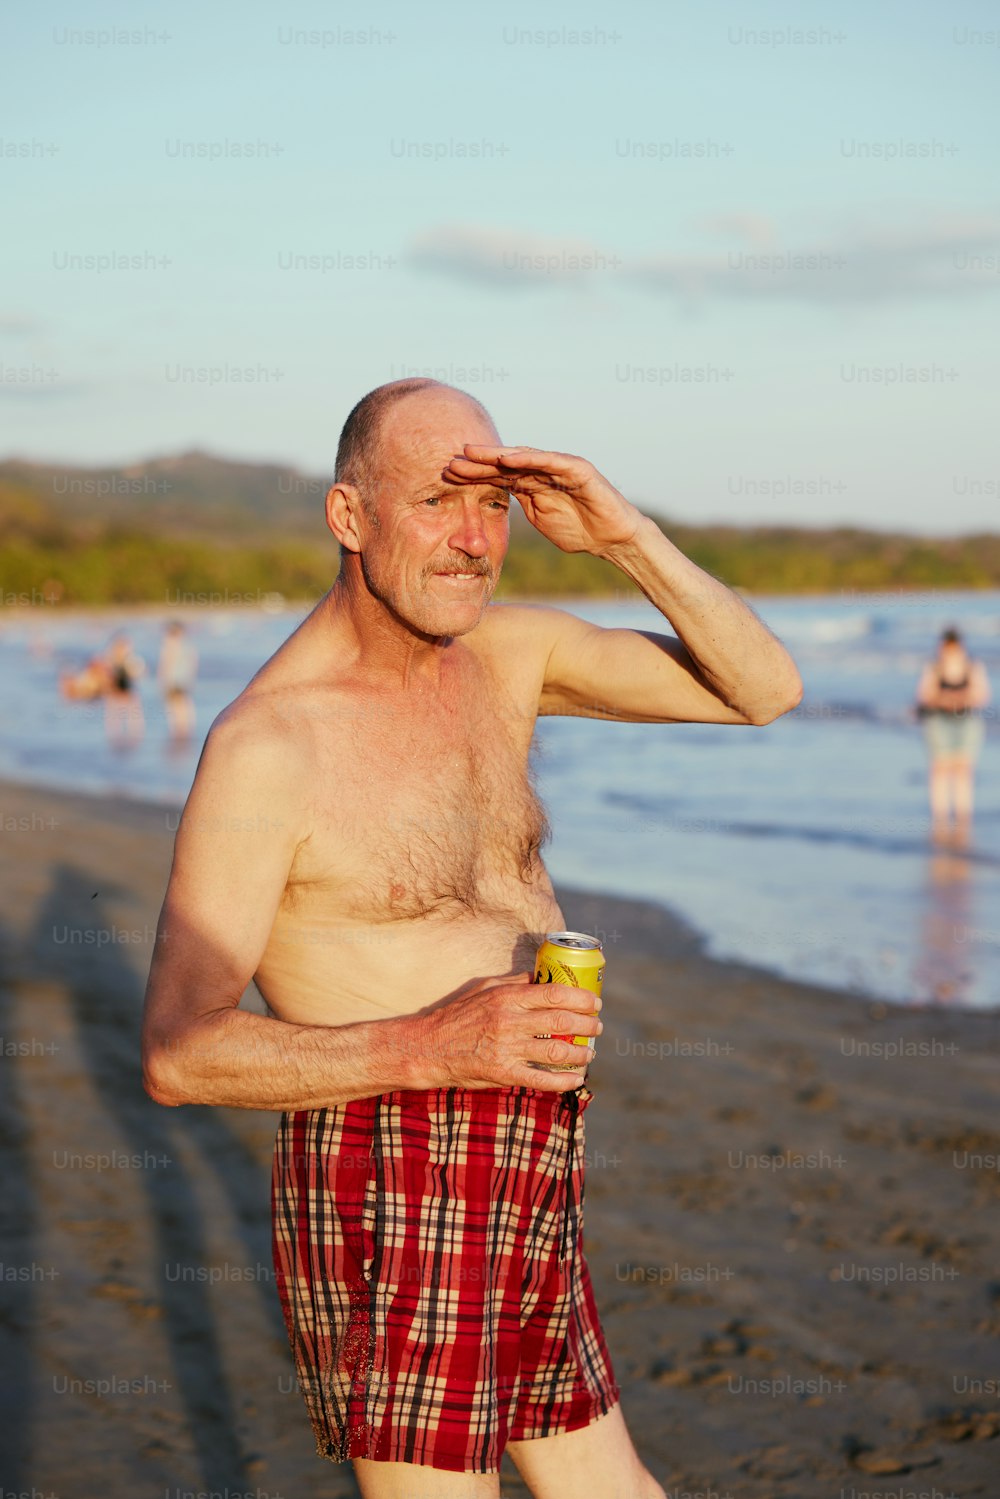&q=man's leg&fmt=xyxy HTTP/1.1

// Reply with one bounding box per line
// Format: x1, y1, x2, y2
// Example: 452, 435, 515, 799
507, 1404, 665, 1499
353, 1458, 499, 1499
